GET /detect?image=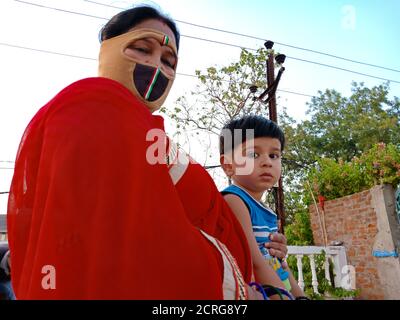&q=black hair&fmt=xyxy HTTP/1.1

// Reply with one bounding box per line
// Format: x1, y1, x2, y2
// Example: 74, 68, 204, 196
99, 5, 180, 51
219, 115, 285, 155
